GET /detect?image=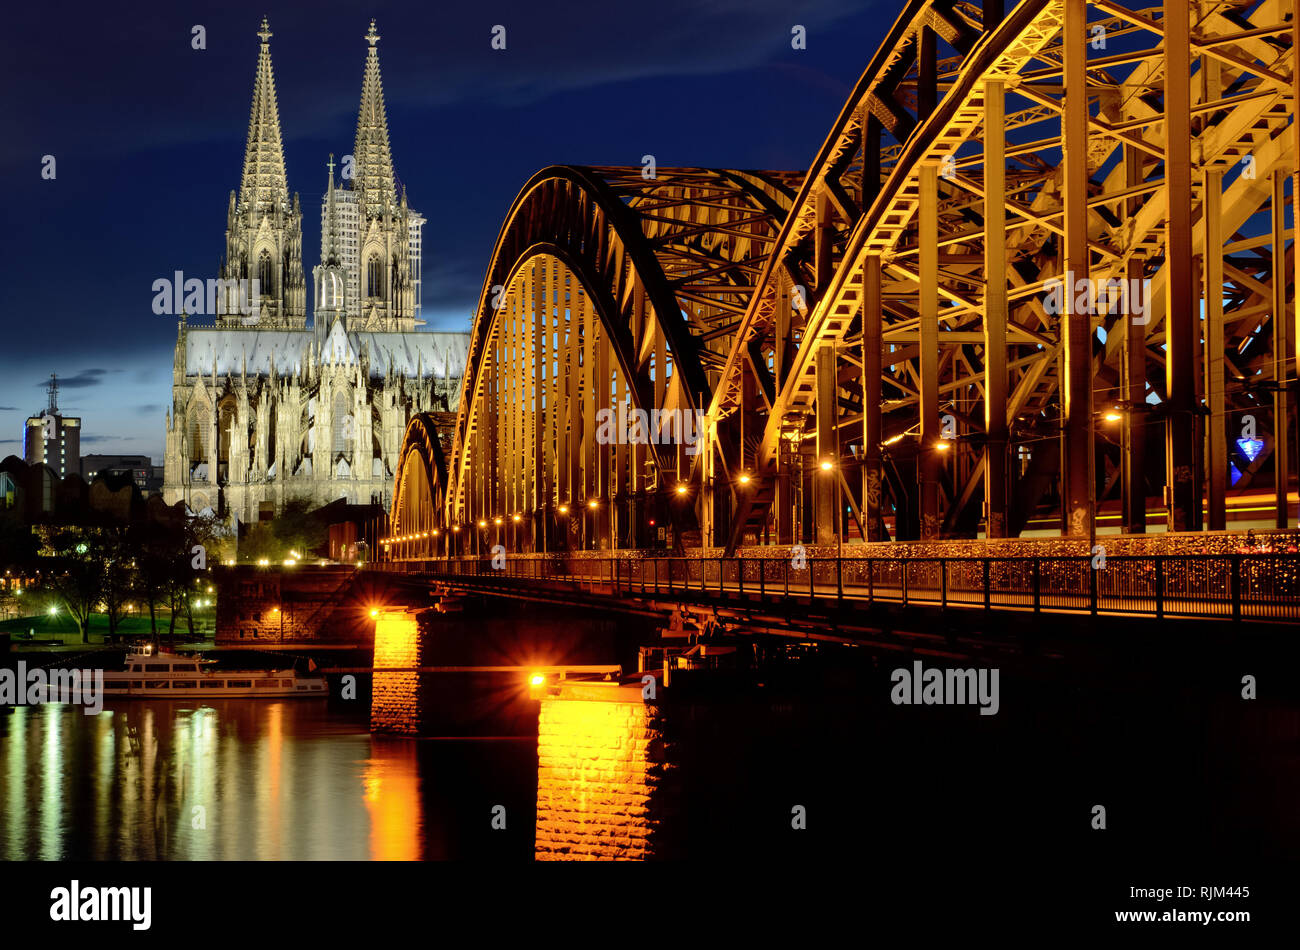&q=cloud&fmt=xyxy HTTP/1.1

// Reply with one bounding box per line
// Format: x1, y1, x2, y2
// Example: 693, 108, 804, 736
33, 369, 119, 390
0, 406, 17, 411
134, 404, 163, 416
81, 435, 137, 444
